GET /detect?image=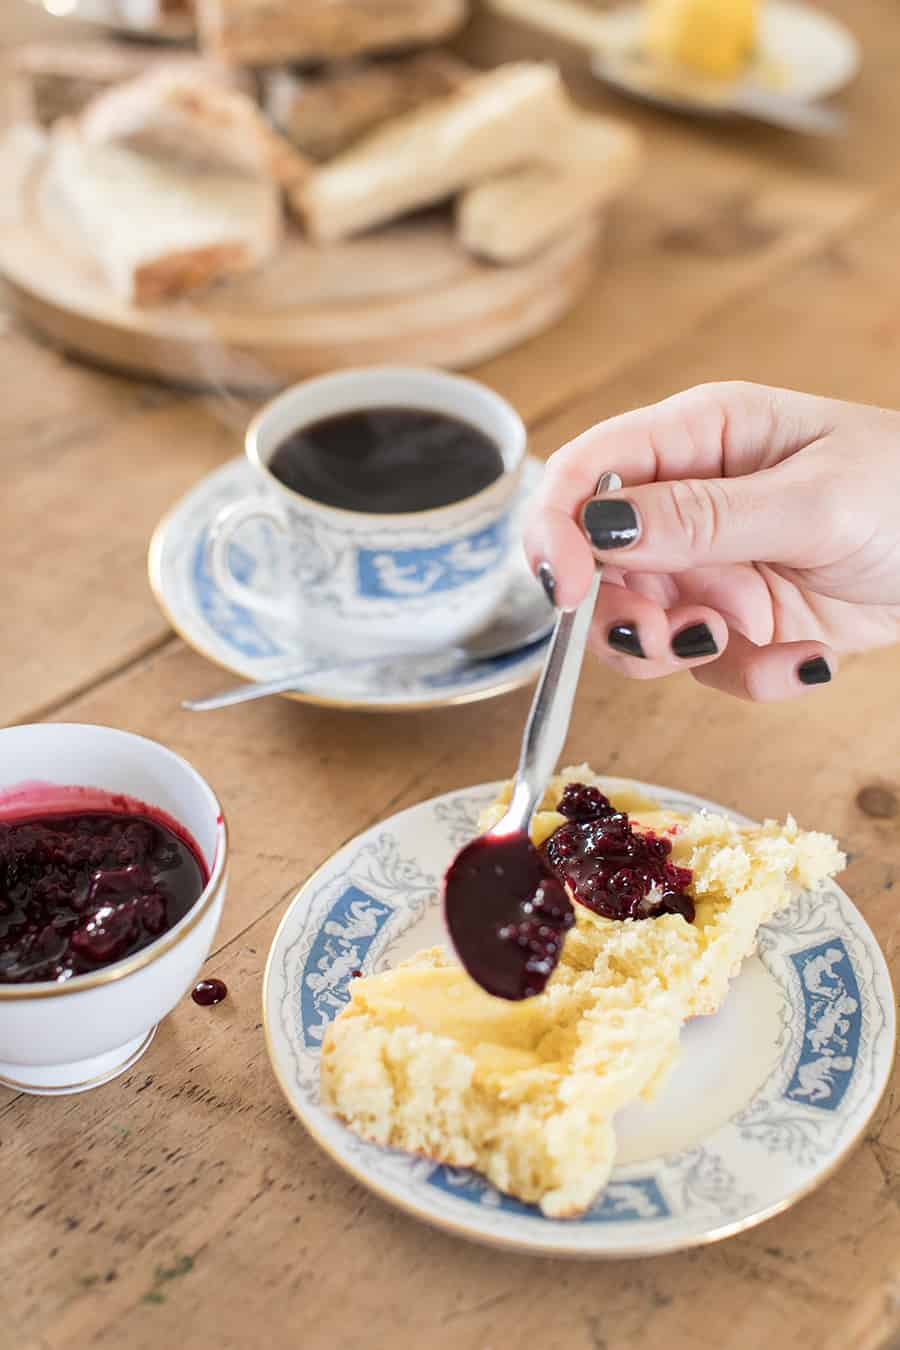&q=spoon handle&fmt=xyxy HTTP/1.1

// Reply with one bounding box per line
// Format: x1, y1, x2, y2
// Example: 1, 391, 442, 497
181, 657, 402, 711
506, 471, 620, 830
